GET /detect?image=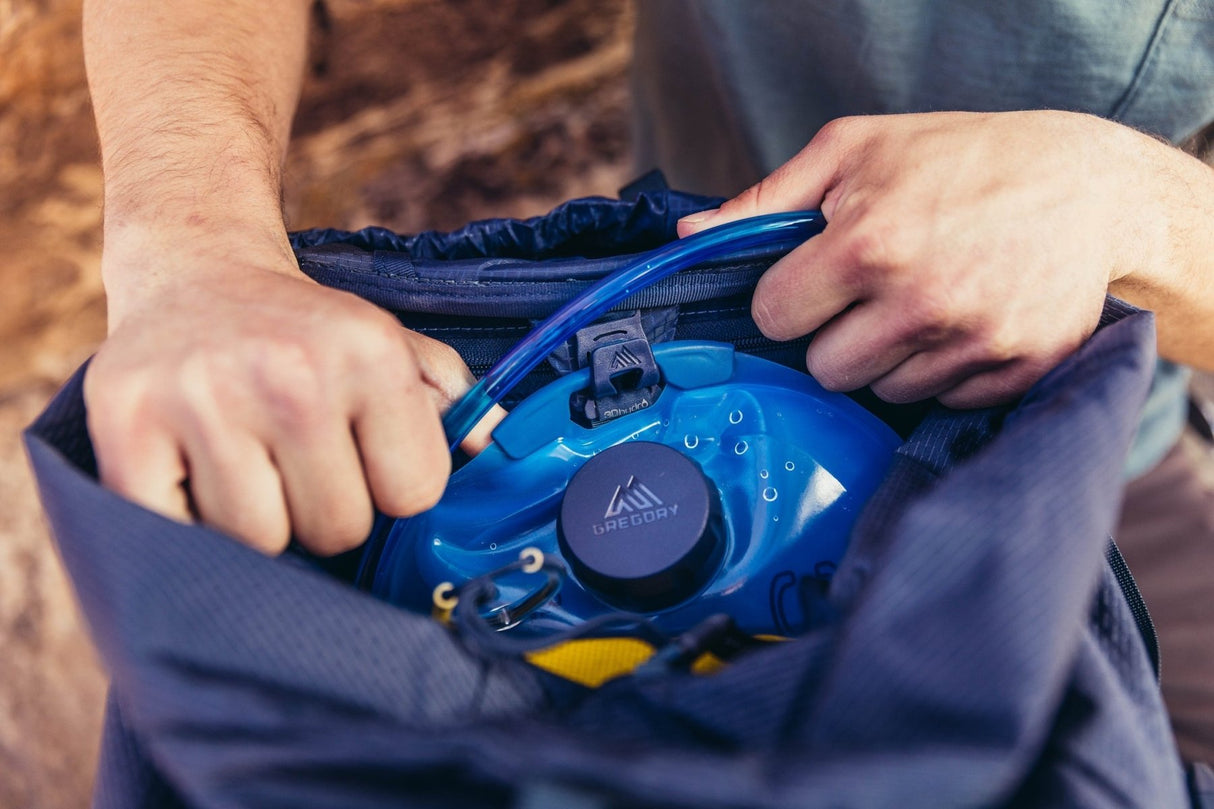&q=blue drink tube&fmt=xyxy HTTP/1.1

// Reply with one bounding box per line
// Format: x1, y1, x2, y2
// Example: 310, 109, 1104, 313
442, 211, 827, 450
